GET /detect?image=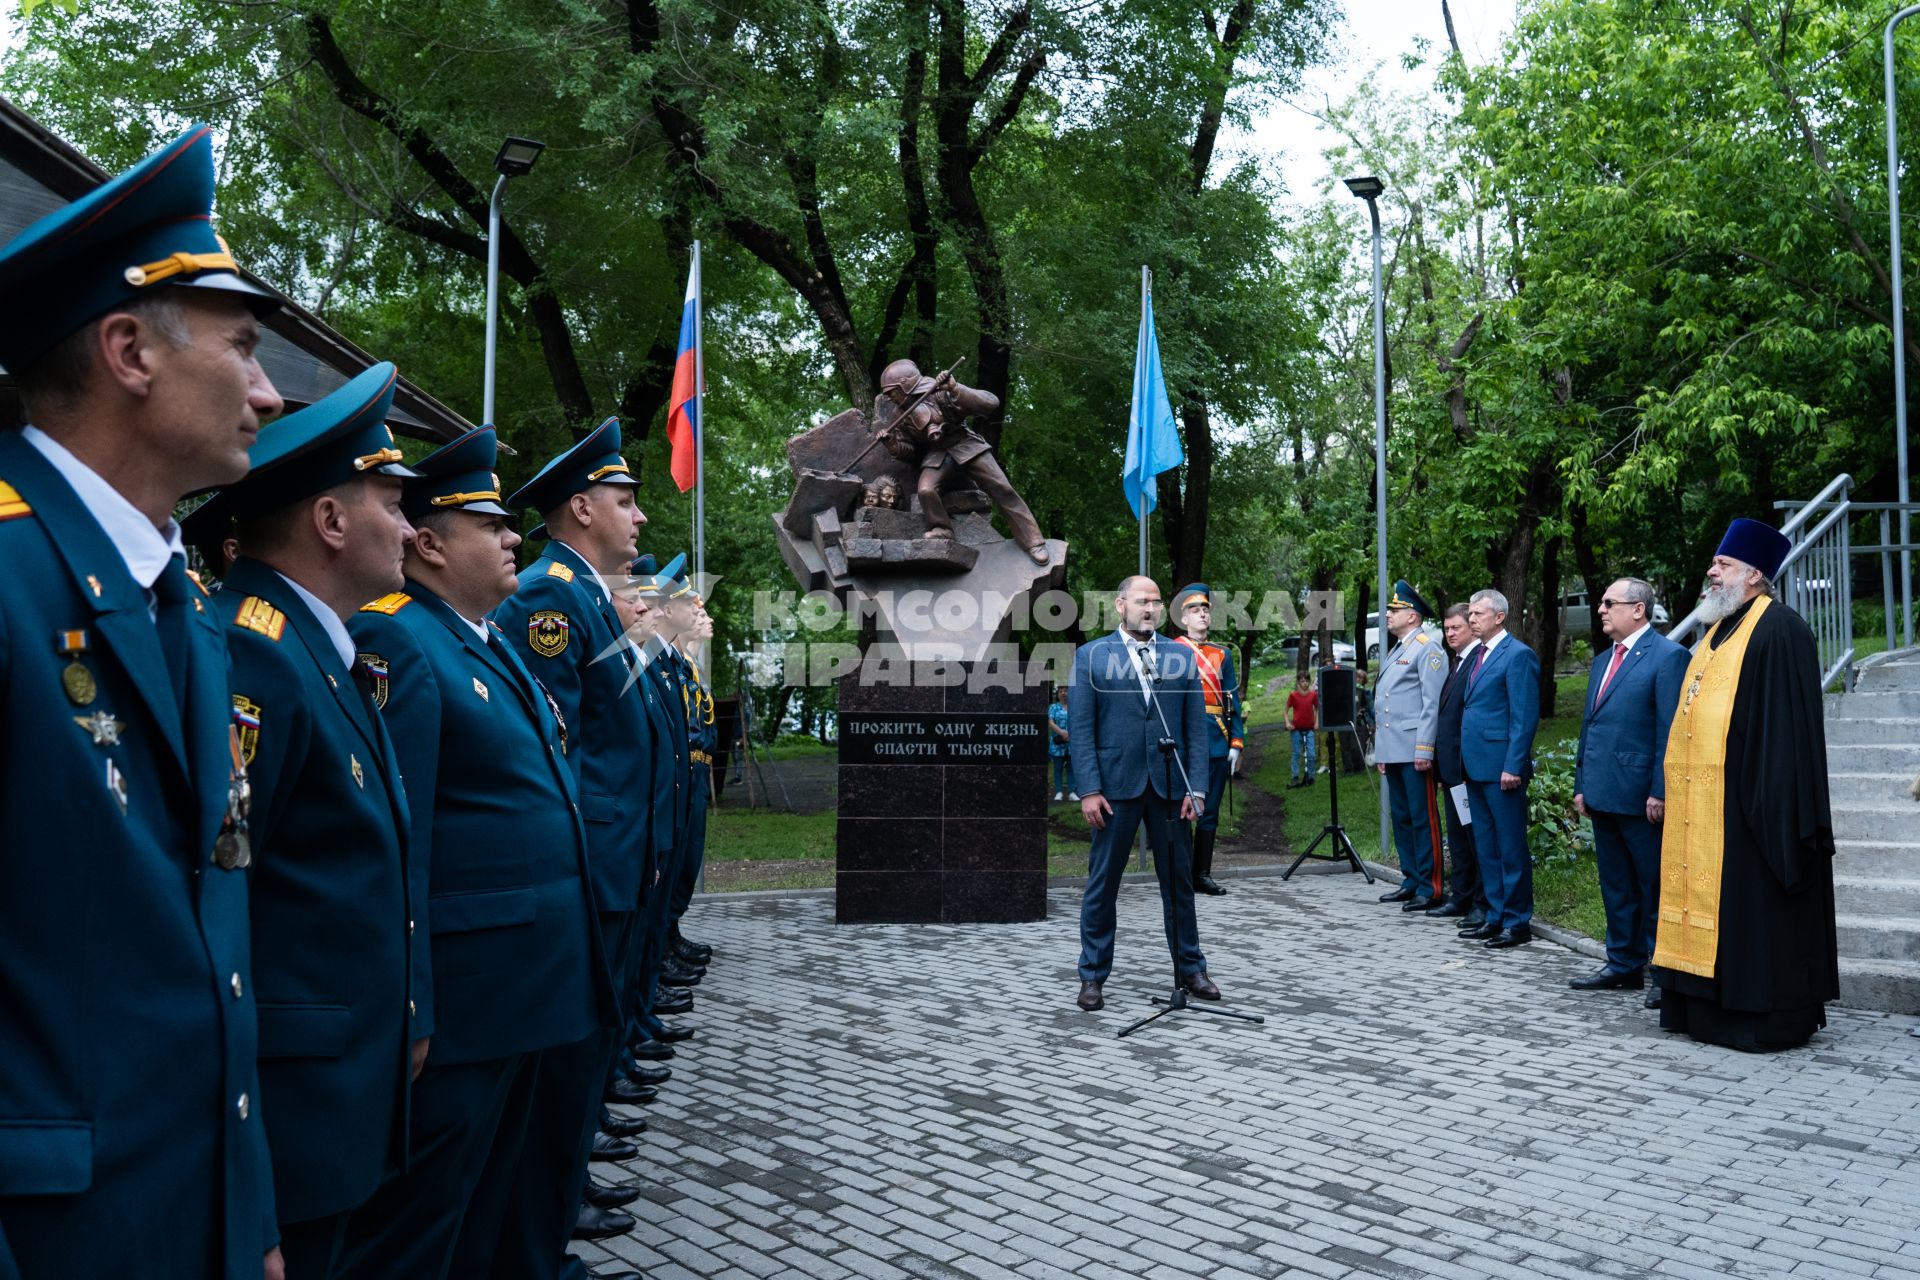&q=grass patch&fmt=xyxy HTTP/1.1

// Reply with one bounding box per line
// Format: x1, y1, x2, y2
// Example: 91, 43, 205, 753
705, 808, 836, 861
